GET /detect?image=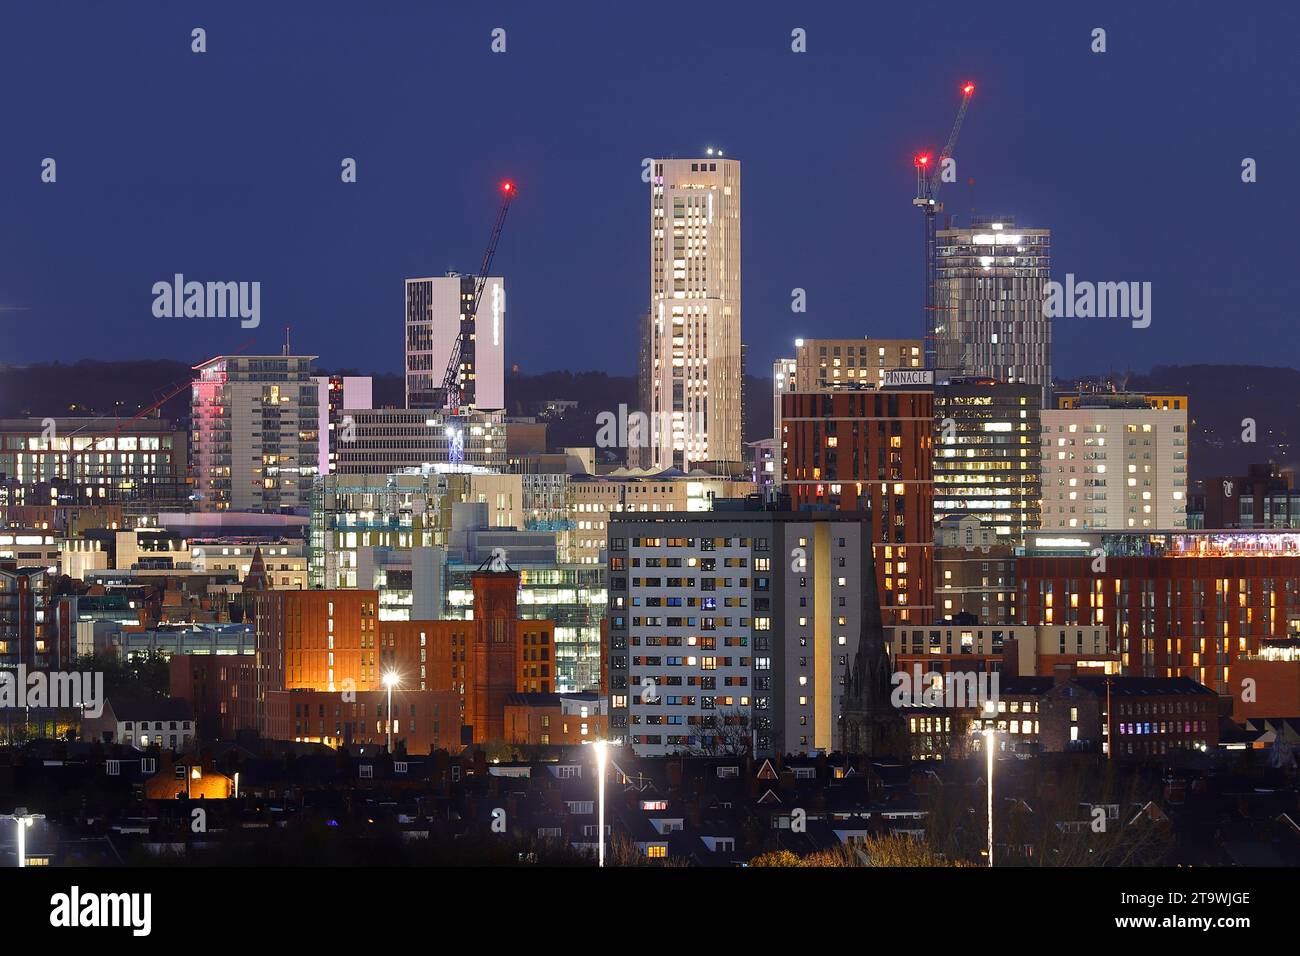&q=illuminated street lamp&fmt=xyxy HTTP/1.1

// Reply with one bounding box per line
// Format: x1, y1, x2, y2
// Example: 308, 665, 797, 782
2, 809, 45, 868
382, 672, 400, 753
982, 698, 996, 868
592, 740, 609, 867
